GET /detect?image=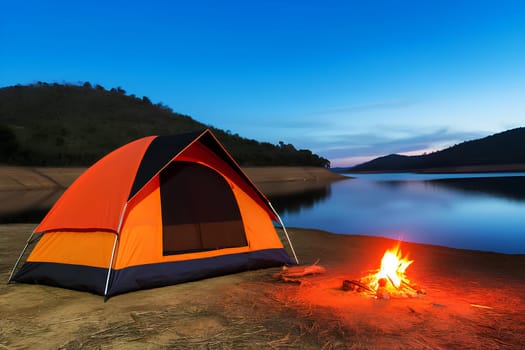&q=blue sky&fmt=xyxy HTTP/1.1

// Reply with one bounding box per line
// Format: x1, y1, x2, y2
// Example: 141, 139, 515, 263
1, 1, 524, 166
